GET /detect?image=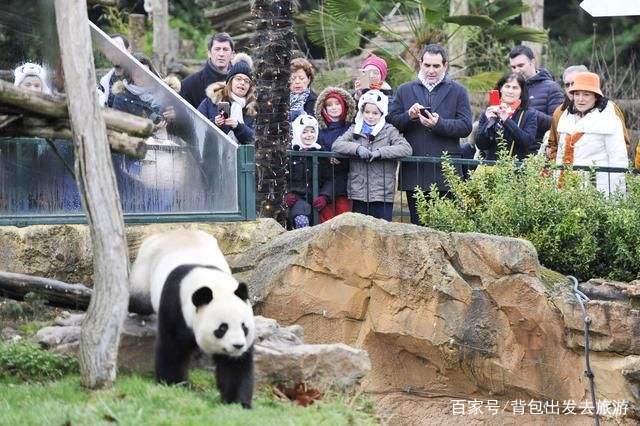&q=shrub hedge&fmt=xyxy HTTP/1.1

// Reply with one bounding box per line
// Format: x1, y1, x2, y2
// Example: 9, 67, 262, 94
415, 153, 640, 281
